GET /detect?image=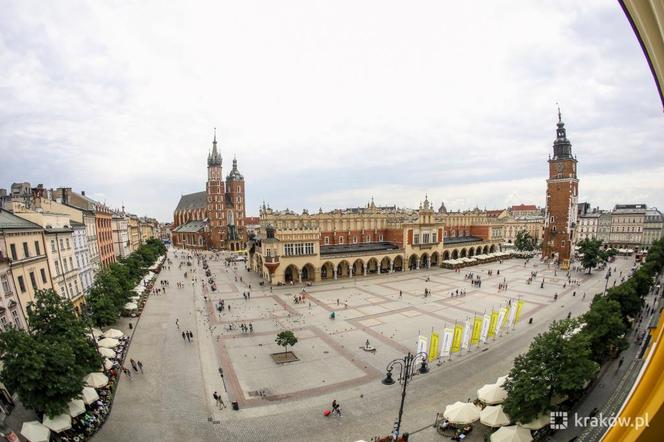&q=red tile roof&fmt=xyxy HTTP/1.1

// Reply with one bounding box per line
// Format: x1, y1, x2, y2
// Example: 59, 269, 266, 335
511, 204, 538, 211
244, 216, 260, 225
